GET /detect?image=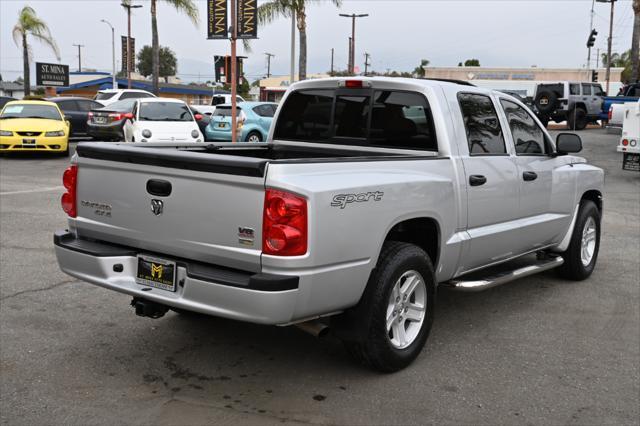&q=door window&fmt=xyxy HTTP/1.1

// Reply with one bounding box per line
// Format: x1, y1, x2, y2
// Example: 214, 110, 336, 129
458, 93, 506, 155
592, 84, 606, 96
581, 84, 592, 96
569, 84, 580, 95
253, 105, 275, 117
500, 99, 547, 155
